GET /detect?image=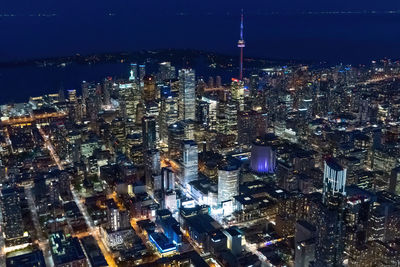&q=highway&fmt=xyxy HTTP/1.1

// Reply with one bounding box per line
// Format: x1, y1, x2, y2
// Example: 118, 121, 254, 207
358, 73, 400, 86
